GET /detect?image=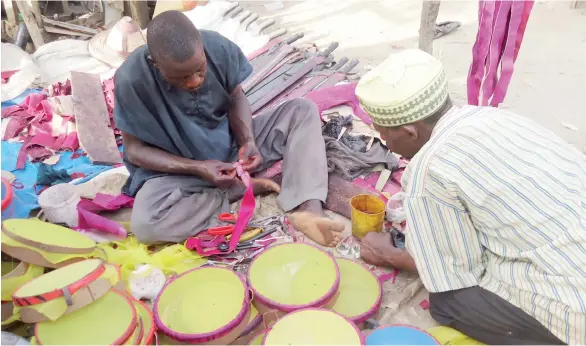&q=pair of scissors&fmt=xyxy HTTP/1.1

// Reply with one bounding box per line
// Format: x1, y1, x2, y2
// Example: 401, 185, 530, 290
217, 212, 238, 223
207, 225, 235, 236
